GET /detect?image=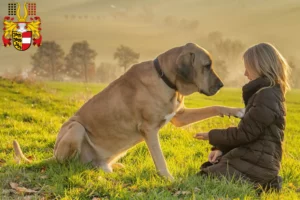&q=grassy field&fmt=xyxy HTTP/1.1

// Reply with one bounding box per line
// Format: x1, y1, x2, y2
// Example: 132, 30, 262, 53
0, 77, 299, 199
